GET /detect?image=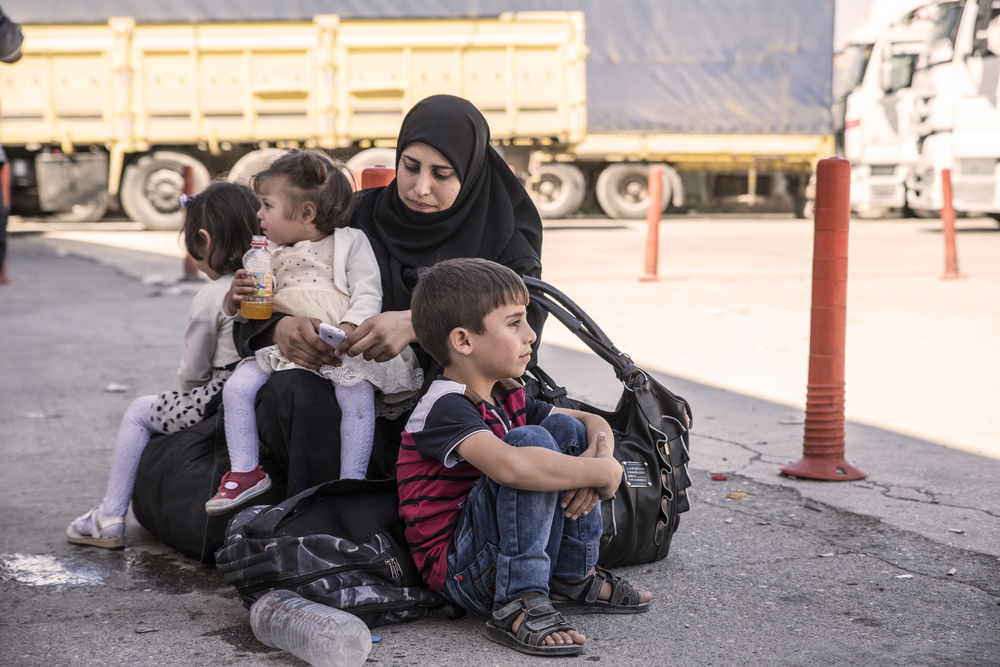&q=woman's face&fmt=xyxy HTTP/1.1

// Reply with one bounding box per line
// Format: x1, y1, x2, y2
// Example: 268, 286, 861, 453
396, 142, 461, 213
